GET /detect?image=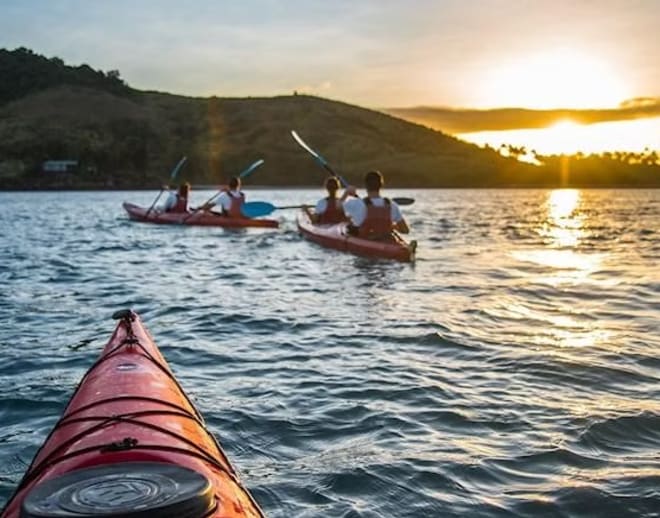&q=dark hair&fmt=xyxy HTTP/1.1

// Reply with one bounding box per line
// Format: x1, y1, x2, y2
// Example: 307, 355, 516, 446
178, 182, 190, 196
229, 176, 241, 190
325, 177, 340, 195
365, 170, 383, 191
